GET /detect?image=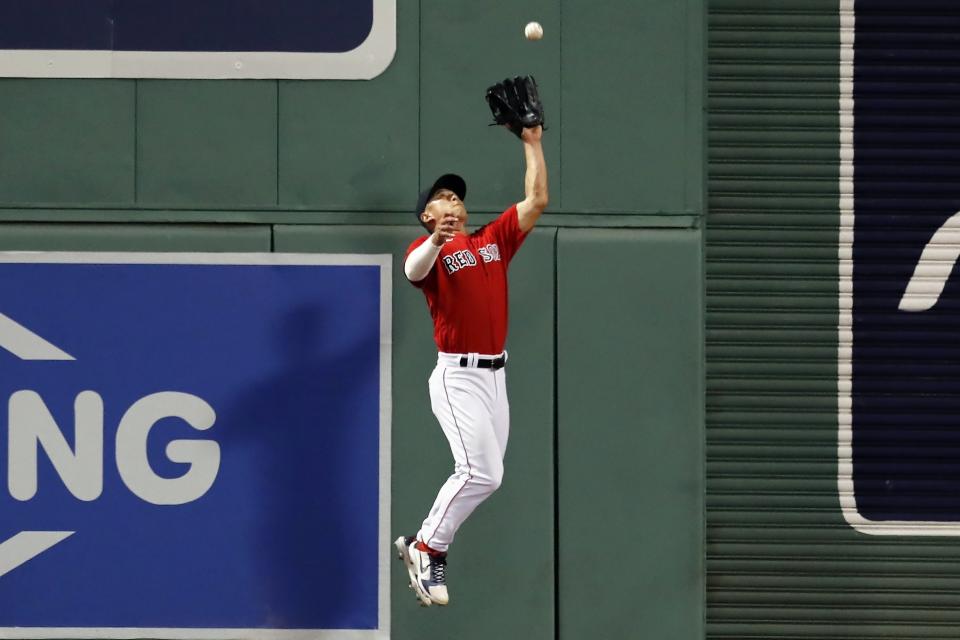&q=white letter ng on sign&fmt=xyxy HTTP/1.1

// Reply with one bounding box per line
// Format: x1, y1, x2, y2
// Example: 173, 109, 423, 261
6, 390, 219, 505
